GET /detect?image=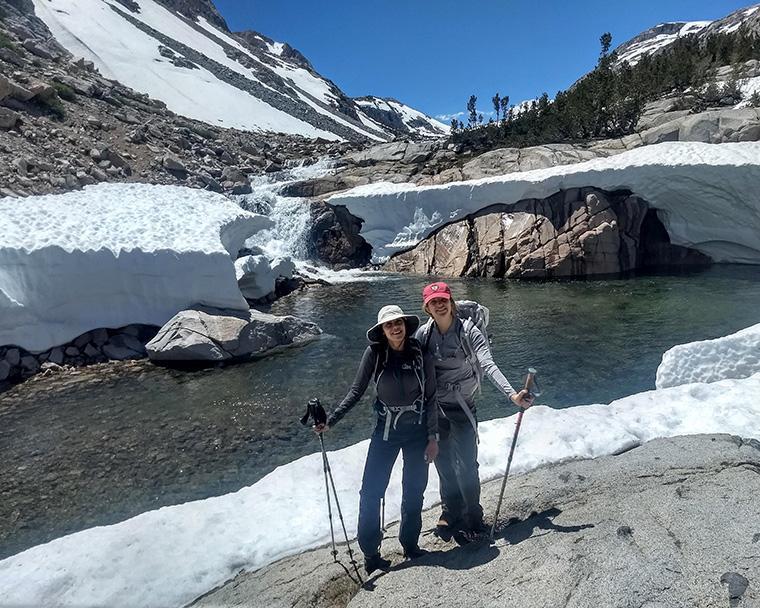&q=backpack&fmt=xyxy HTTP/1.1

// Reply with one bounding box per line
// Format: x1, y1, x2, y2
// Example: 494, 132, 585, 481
370, 339, 426, 440
419, 300, 491, 393
455, 300, 490, 349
